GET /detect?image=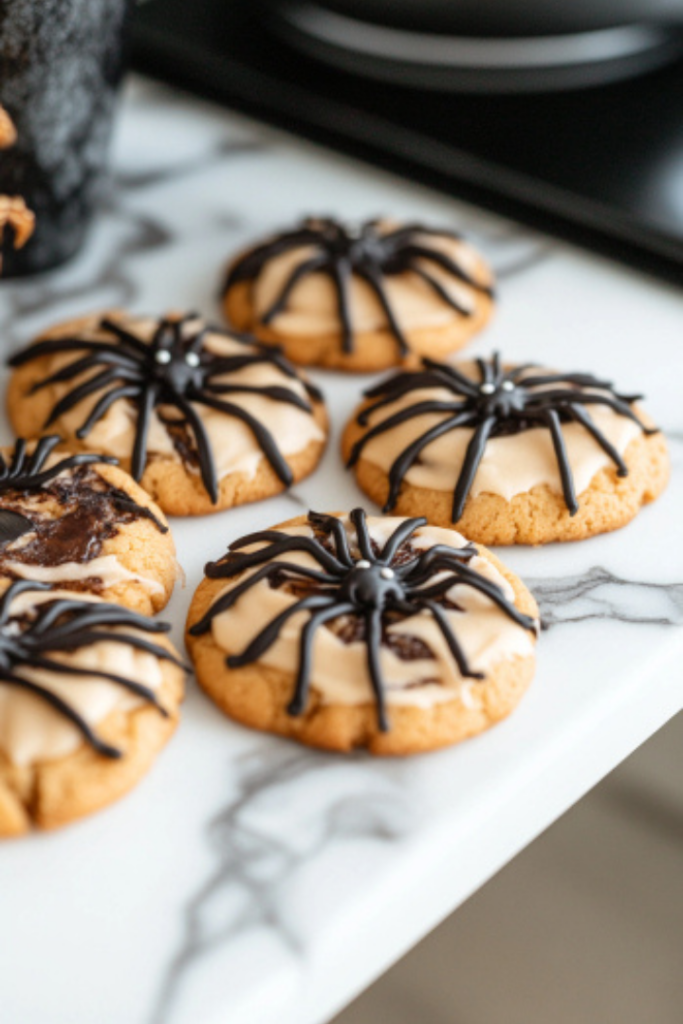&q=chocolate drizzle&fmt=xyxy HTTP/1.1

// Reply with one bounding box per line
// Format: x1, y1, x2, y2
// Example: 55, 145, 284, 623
348, 353, 659, 520
8, 314, 323, 503
224, 218, 493, 355
190, 509, 537, 731
0, 581, 184, 759
0, 436, 167, 573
